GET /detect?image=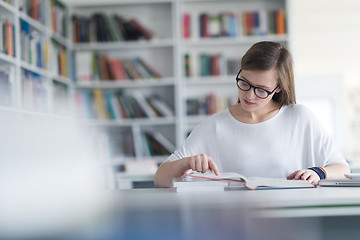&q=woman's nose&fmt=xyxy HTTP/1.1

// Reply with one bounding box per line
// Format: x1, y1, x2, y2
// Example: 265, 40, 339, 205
245, 88, 256, 99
